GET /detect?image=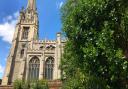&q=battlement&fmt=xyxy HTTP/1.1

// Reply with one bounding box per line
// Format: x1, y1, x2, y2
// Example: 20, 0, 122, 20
33, 40, 57, 44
